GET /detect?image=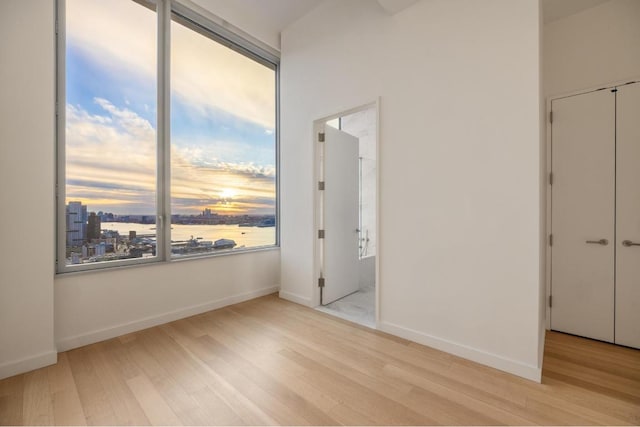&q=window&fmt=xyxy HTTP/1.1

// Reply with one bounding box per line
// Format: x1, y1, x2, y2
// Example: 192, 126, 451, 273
169, 15, 277, 258
57, 0, 278, 272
